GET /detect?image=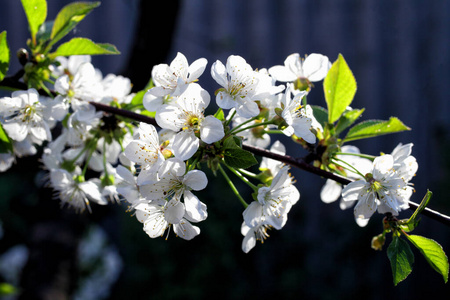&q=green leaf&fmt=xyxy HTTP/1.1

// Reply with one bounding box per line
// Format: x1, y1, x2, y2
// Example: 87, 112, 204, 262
311, 105, 328, 129
0, 31, 9, 81
50, 2, 100, 47
0, 123, 13, 154
222, 136, 256, 168
344, 117, 410, 142
335, 108, 365, 135
223, 148, 258, 169
387, 236, 415, 286
50, 37, 120, 57
323, 54, 357, 123
408, 190, 432, 224
399, 190, 433, 232
222, 135, 240, 149
406, 235, 449, 283
36, 20, 54, 43
130, 90, 146, 107
21, 0, 47, 41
